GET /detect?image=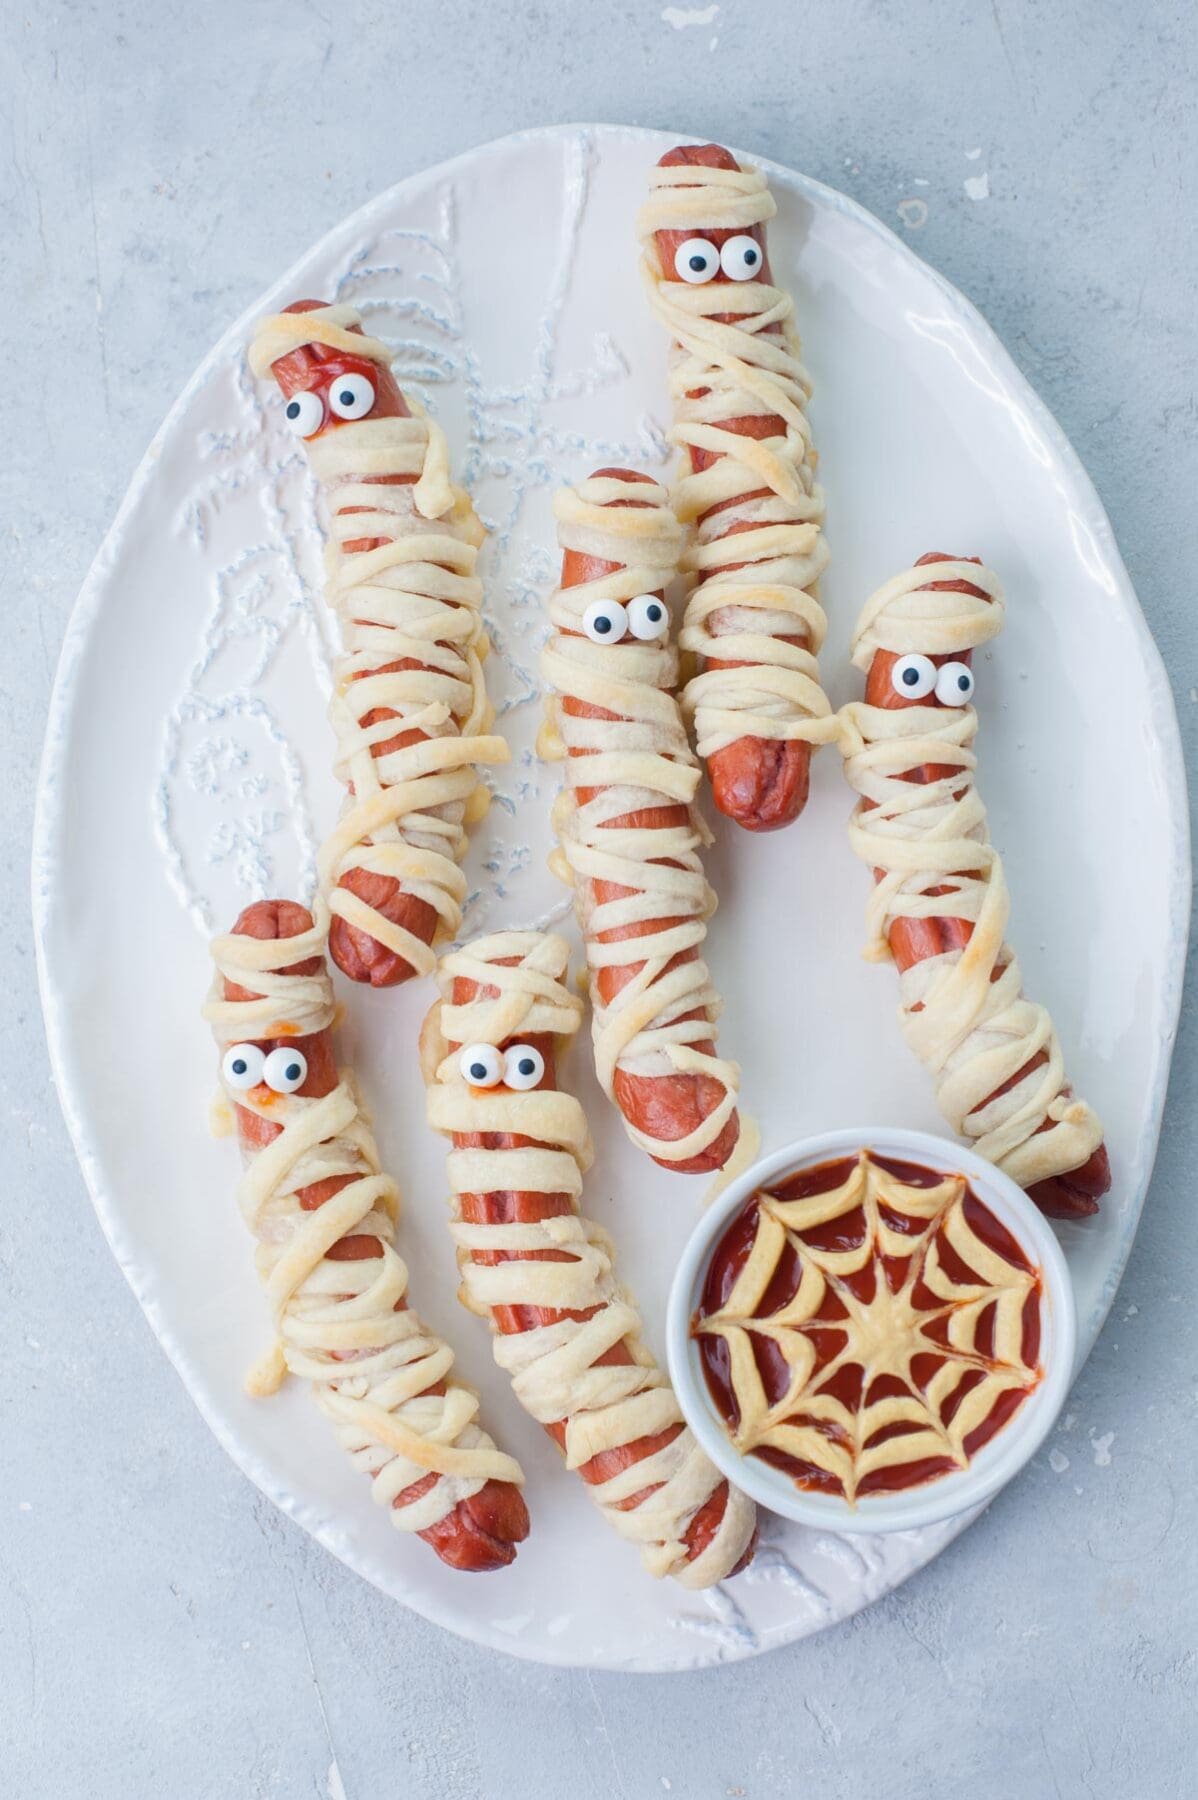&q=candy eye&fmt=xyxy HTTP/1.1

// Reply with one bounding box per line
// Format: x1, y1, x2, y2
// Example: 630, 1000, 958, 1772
222, 1043, 265, 1091
627, 594, 670, 642
503, 1045, 545, 1090
459, 1043, 503, 1088
582, 600, 628, 644
674, 238, 720, 284
890, 654, 938, 700
283, 390, 324, 438
935, 661, 975, 706
263, 1047, 308, 1094
327, 372, 375, 420
720, 235, 762, 281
